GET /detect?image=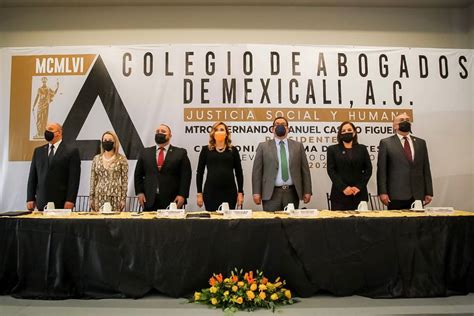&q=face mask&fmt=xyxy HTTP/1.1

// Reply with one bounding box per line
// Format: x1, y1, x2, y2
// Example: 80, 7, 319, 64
274, 125, 287, 137
102, 141, 114, 152
155, 133, 167, 145
398, 121, 411, 133
44, 130, 54, 142
214, 131, 226, 142
340, 133, 354, 143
